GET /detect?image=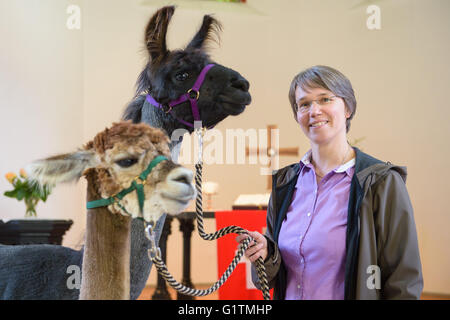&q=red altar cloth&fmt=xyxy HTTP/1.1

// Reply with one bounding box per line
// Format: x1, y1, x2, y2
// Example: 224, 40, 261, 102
215, 210, 274, 300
